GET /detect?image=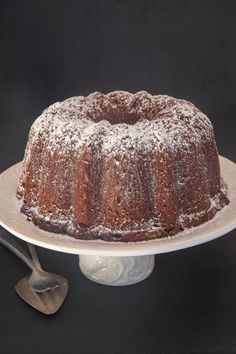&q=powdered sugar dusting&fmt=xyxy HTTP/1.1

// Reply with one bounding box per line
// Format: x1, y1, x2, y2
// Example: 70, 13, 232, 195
28, 91, 213, 157
17, 91, 229, 242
